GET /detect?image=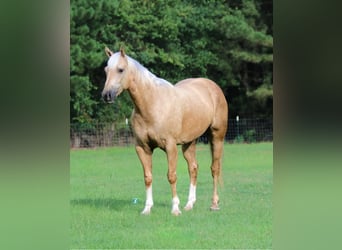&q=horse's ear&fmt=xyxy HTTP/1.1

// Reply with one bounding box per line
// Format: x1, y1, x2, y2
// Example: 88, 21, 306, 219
105, 47, 113, 57
120, 46, 125, 57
